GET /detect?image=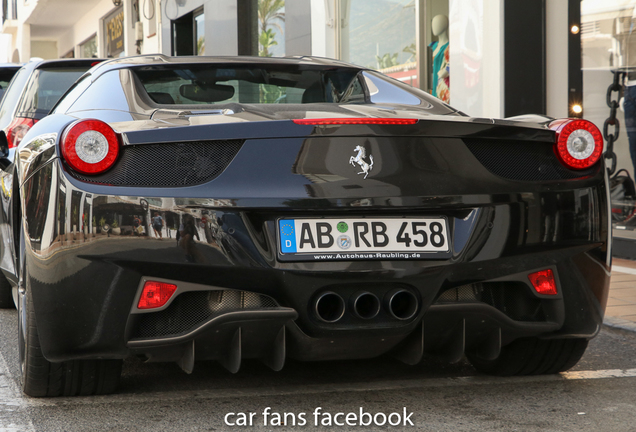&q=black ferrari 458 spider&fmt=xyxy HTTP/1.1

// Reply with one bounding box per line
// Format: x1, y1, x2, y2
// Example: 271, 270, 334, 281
0, 55, 610, 396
